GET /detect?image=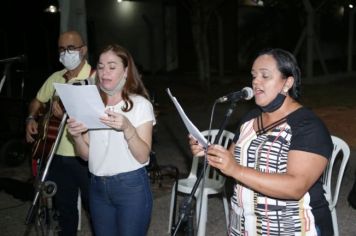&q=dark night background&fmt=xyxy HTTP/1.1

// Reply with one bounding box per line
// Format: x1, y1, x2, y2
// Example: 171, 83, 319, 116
0, 0, 352, 98
0, 2, 356, 235
0, 0, 354, 155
